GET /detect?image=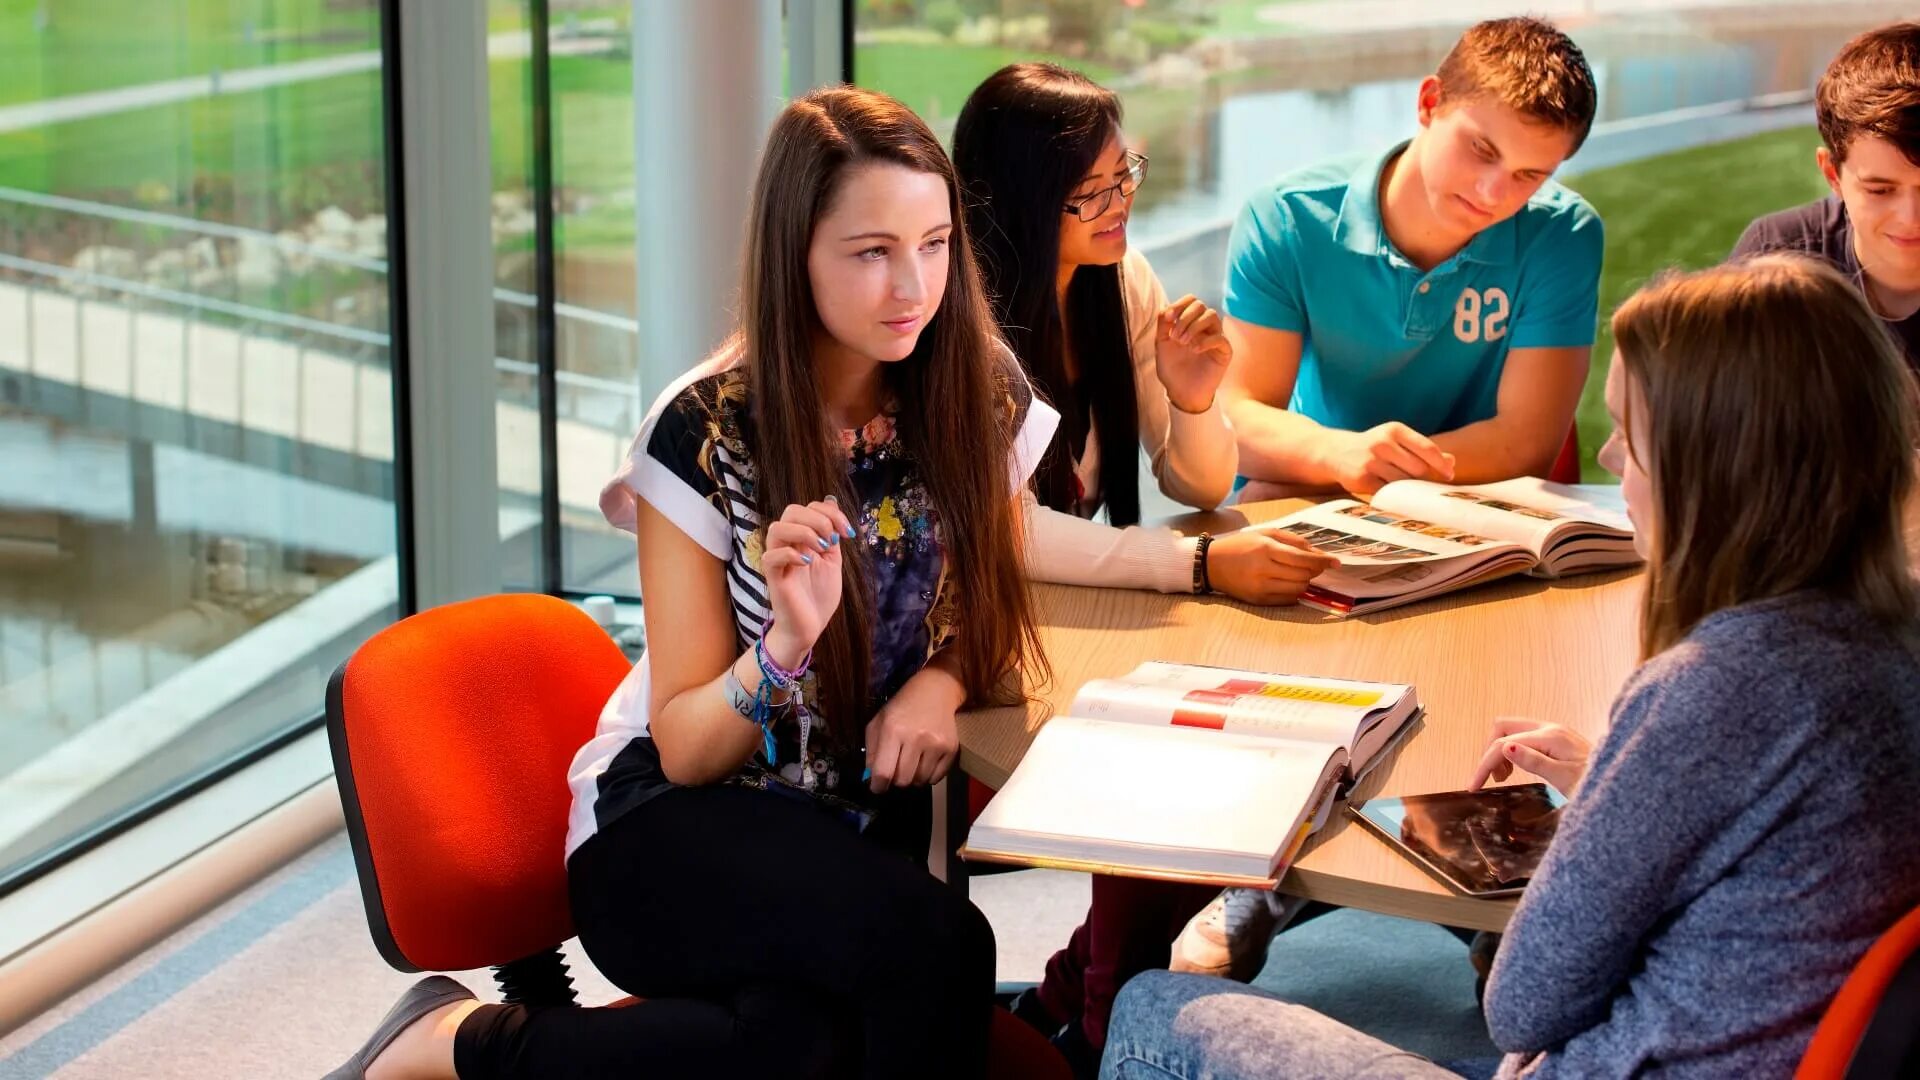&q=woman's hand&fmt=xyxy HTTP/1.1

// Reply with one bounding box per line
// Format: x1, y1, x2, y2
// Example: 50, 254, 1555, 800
864, 662, 964, 793
1155, 294, 1233, 414
1205, 529, 1339, 605
761, 497, 854, 665
1468, 717, 1593, 798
